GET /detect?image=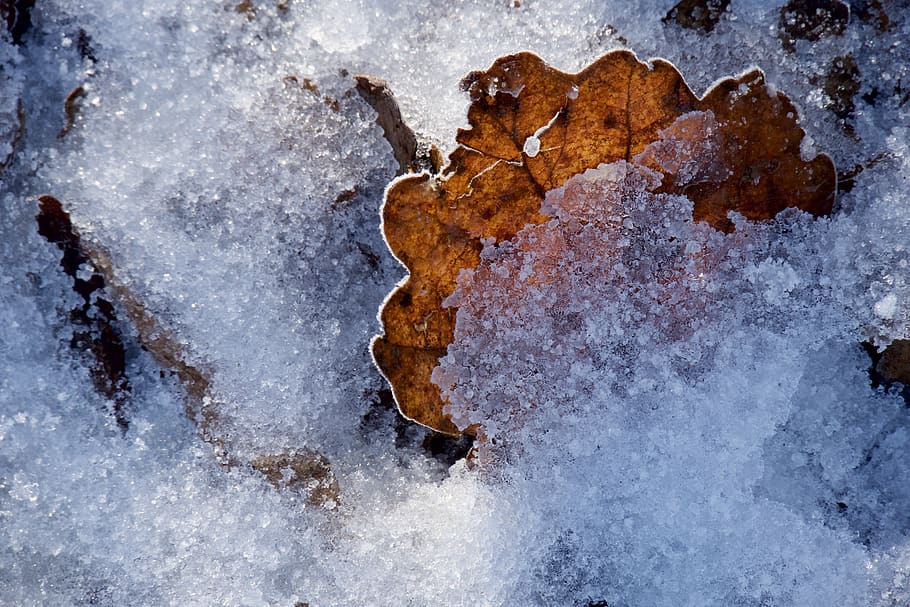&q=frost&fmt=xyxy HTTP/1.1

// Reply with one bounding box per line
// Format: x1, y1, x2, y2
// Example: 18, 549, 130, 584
1, 0, 910, 605
523, 111, 562, 158
522, 134, 541, 157
434, 157, 910, 603
875, 293, 898, 319
0, 31, 23, 170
